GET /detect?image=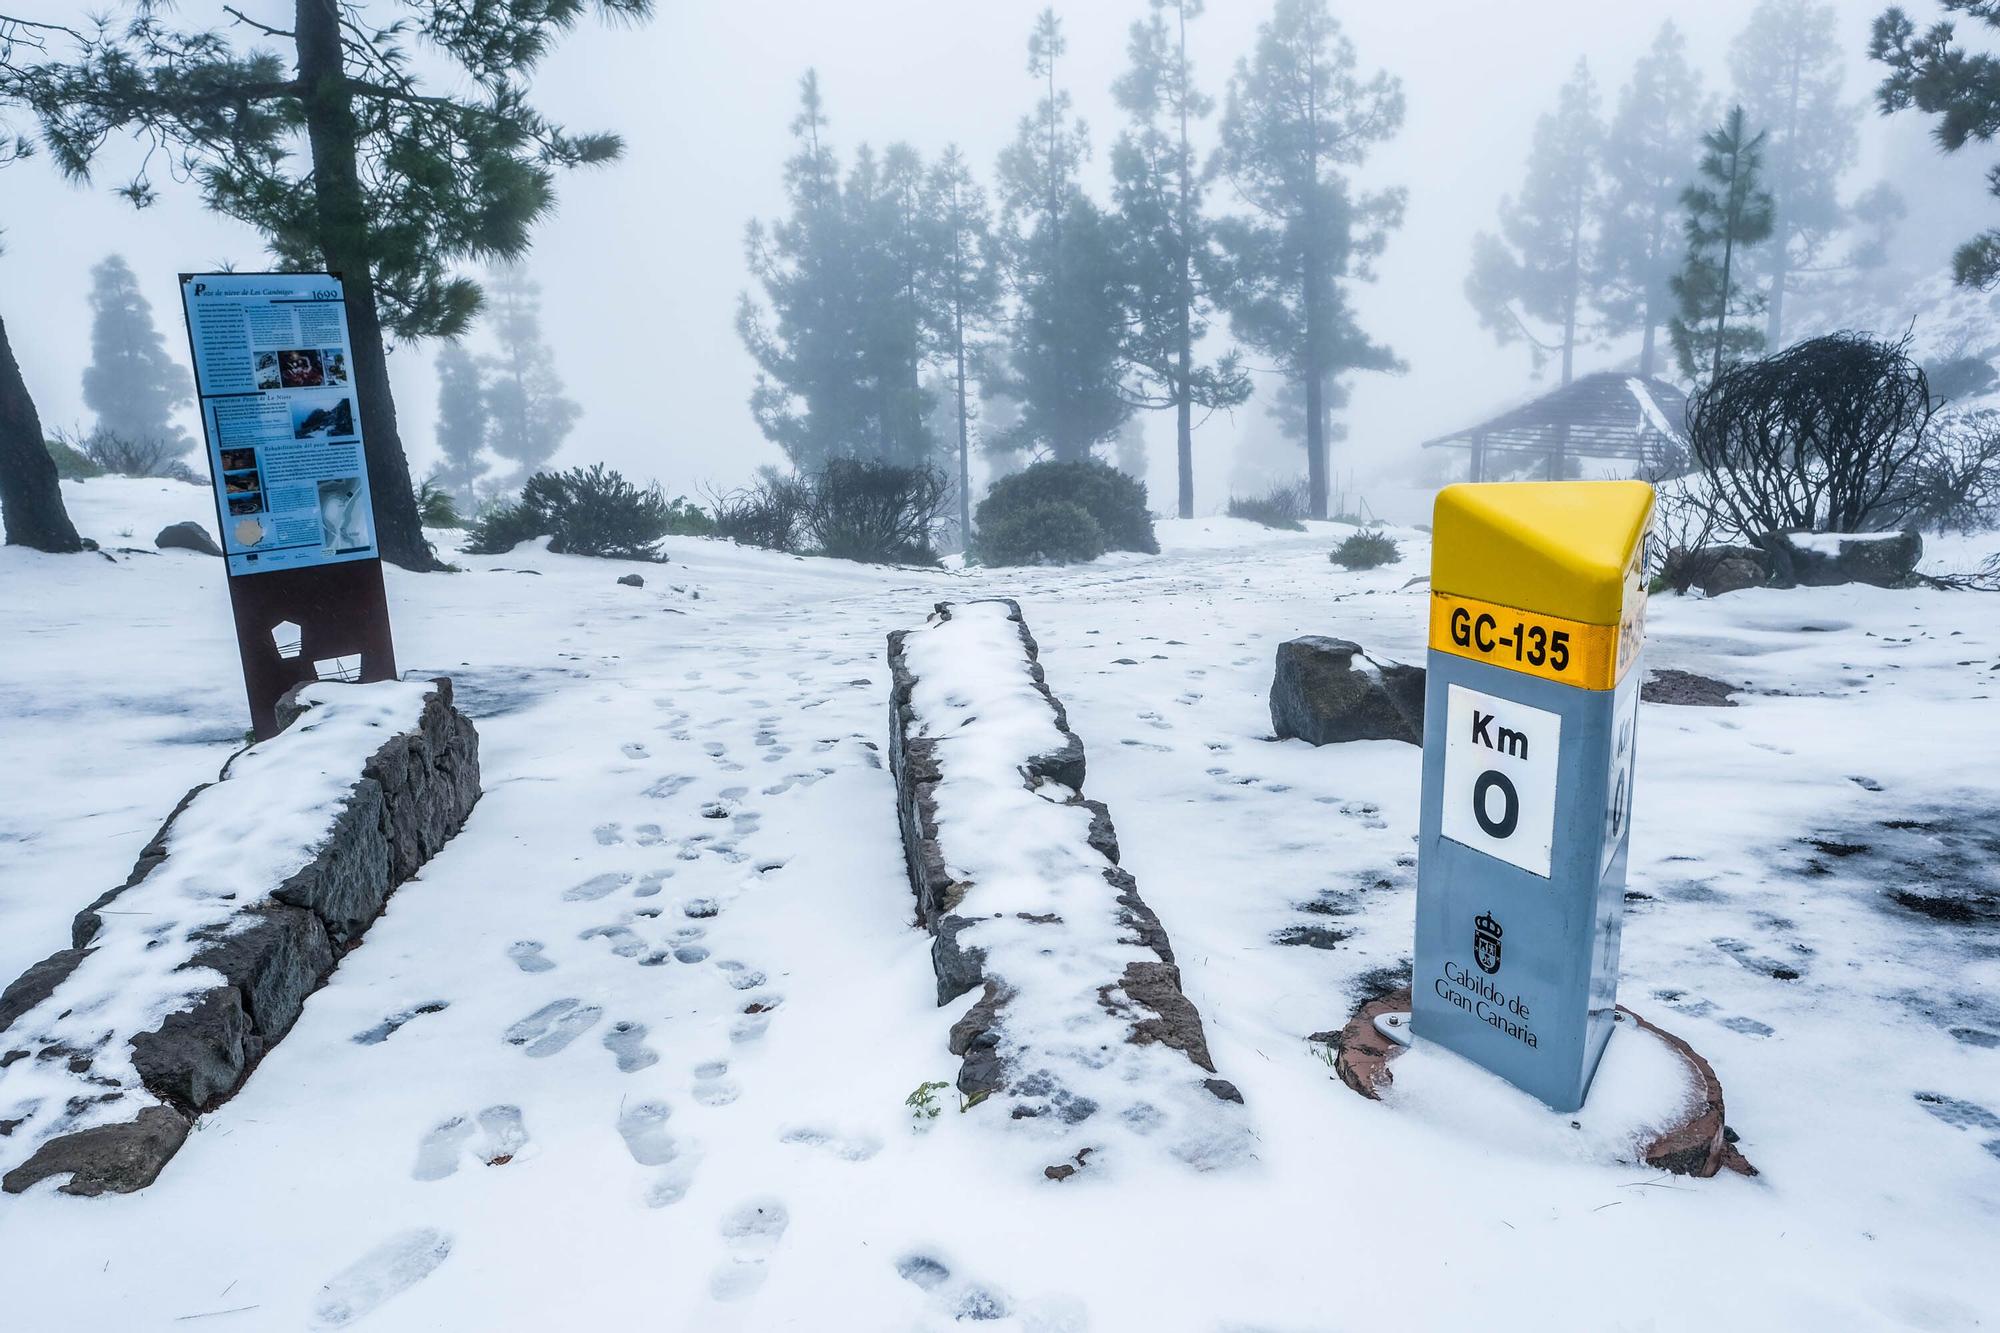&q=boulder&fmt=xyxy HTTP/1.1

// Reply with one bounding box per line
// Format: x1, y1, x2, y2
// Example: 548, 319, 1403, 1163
1270, 636, 1425, 746
617, 573, 645, 587
1684, 545, 1770, 596
1776, 529, 1923, 589
155, 521, 222, 557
